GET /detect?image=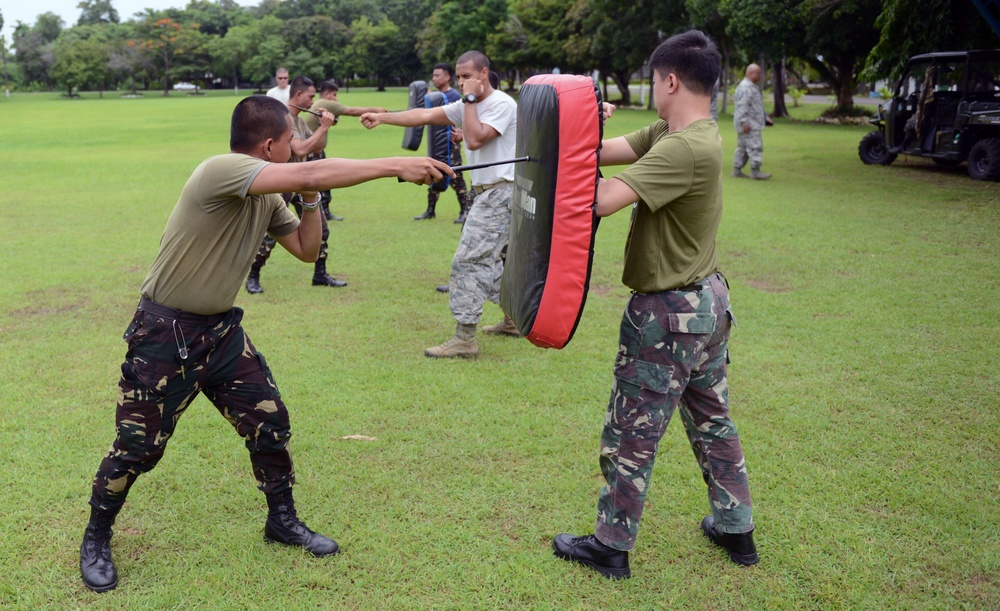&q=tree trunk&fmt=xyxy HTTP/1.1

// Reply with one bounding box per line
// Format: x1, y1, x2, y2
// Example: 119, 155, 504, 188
611, 70, 631, 106
835, 57, 855, 112
601, 72, 608, 103
771, 61, 789, 118
721, 46, 730, 116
